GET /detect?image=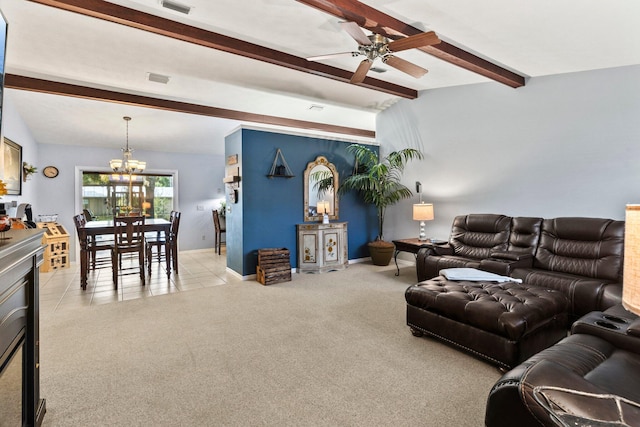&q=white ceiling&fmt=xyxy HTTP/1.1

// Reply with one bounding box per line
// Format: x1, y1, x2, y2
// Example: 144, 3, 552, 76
1, 0, 639, 155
